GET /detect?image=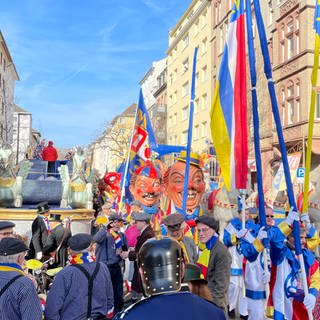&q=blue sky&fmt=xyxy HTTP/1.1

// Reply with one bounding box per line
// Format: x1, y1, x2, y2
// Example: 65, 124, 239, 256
0, 0, 190, 148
